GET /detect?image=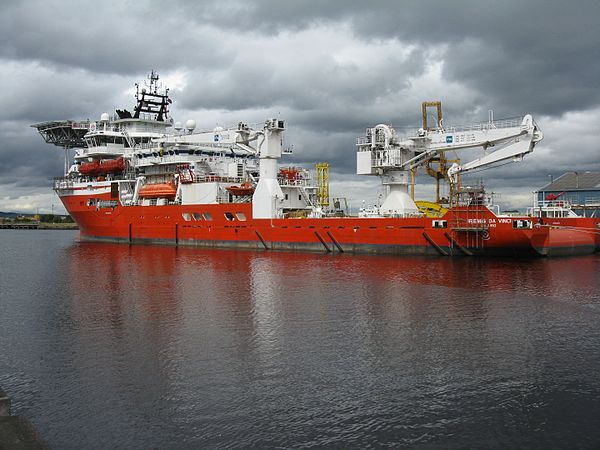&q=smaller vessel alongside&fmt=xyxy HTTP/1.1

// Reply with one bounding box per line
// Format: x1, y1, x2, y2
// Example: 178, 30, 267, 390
527, 196, 600, 255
